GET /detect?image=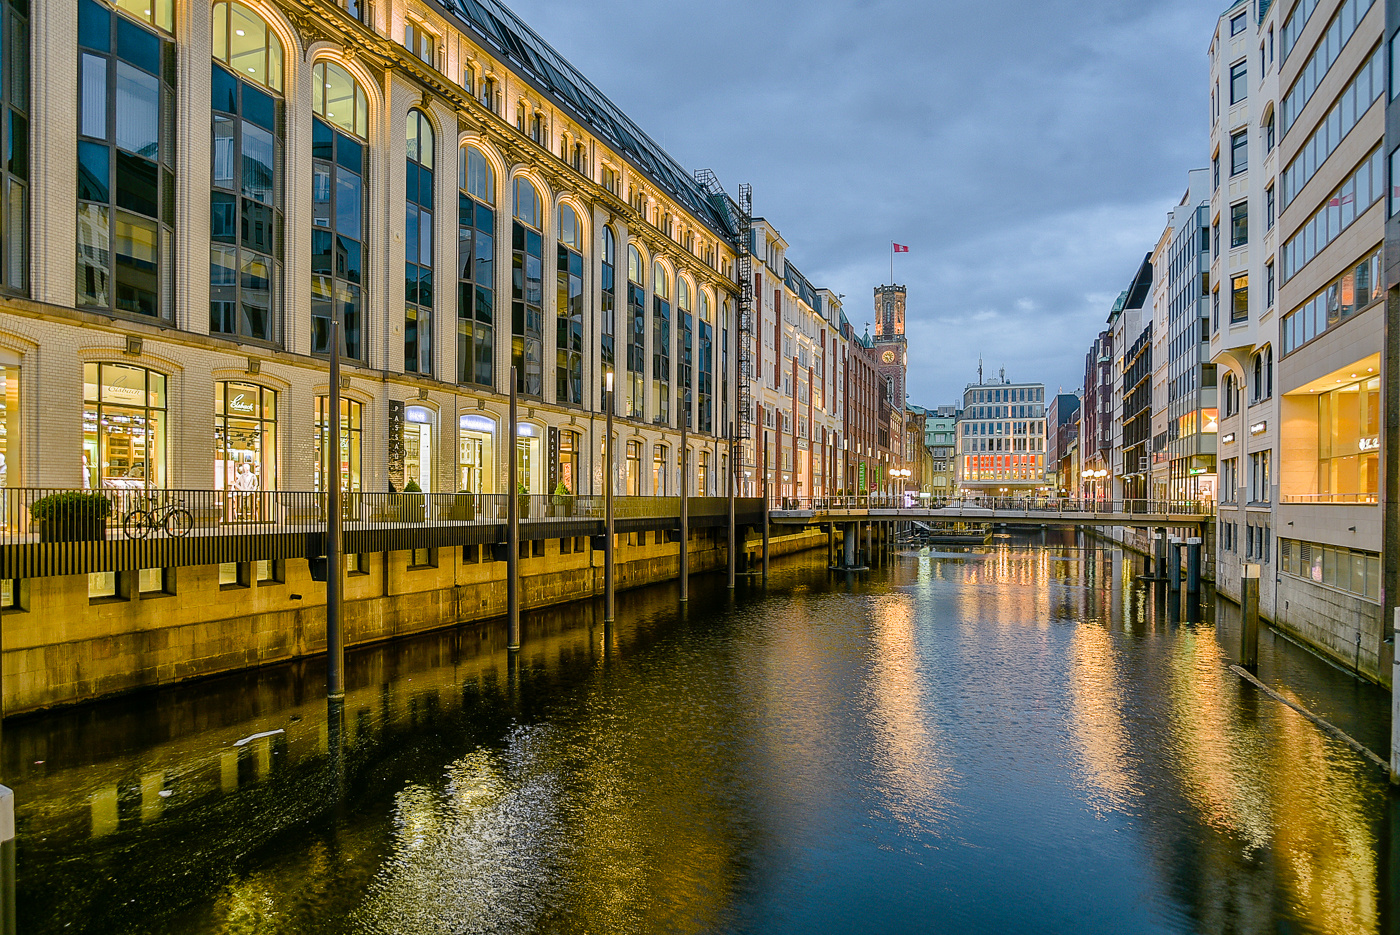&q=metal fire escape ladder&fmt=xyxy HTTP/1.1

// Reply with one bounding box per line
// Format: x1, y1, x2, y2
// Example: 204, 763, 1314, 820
695, 171, 756, 477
